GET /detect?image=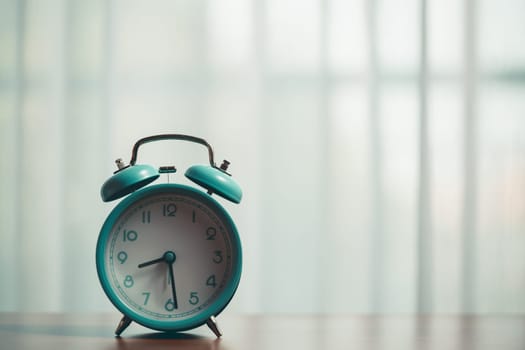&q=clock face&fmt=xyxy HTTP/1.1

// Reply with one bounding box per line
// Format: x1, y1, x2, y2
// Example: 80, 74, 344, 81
96, 184, 242, 331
